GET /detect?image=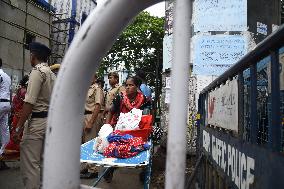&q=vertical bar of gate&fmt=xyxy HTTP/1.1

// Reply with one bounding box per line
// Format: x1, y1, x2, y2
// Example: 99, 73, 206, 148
197, 94, 203, 189
202, 94, 205, 124
218, 174, 222, 189
208, 164, 212, 189
205, 158, 209, 189
238, 73, 244, 138
269, 50, 281, 151
198, 94, 203, 126
202, 93, 206, 126
205, 93, 208, 126
250, 64, 258, 144
197, 96, 201, 155
198, 95, 202, 120
165, 0, 191, 188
